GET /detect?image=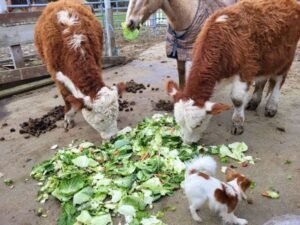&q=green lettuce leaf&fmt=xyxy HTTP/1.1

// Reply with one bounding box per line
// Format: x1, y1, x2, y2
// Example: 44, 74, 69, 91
77, 211, 112, 225
57, 202, 78, 225
121, 22, 139, 41
76, 210, 92, 224
120, 196, 146, 211
91, 214, 112, 225
73, 187, 94, 205
139, 177, 169, 196
72, 156, 99, 168
31, 160, 54, 180
59, 176, 85, 195
114, 175, 135, 188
